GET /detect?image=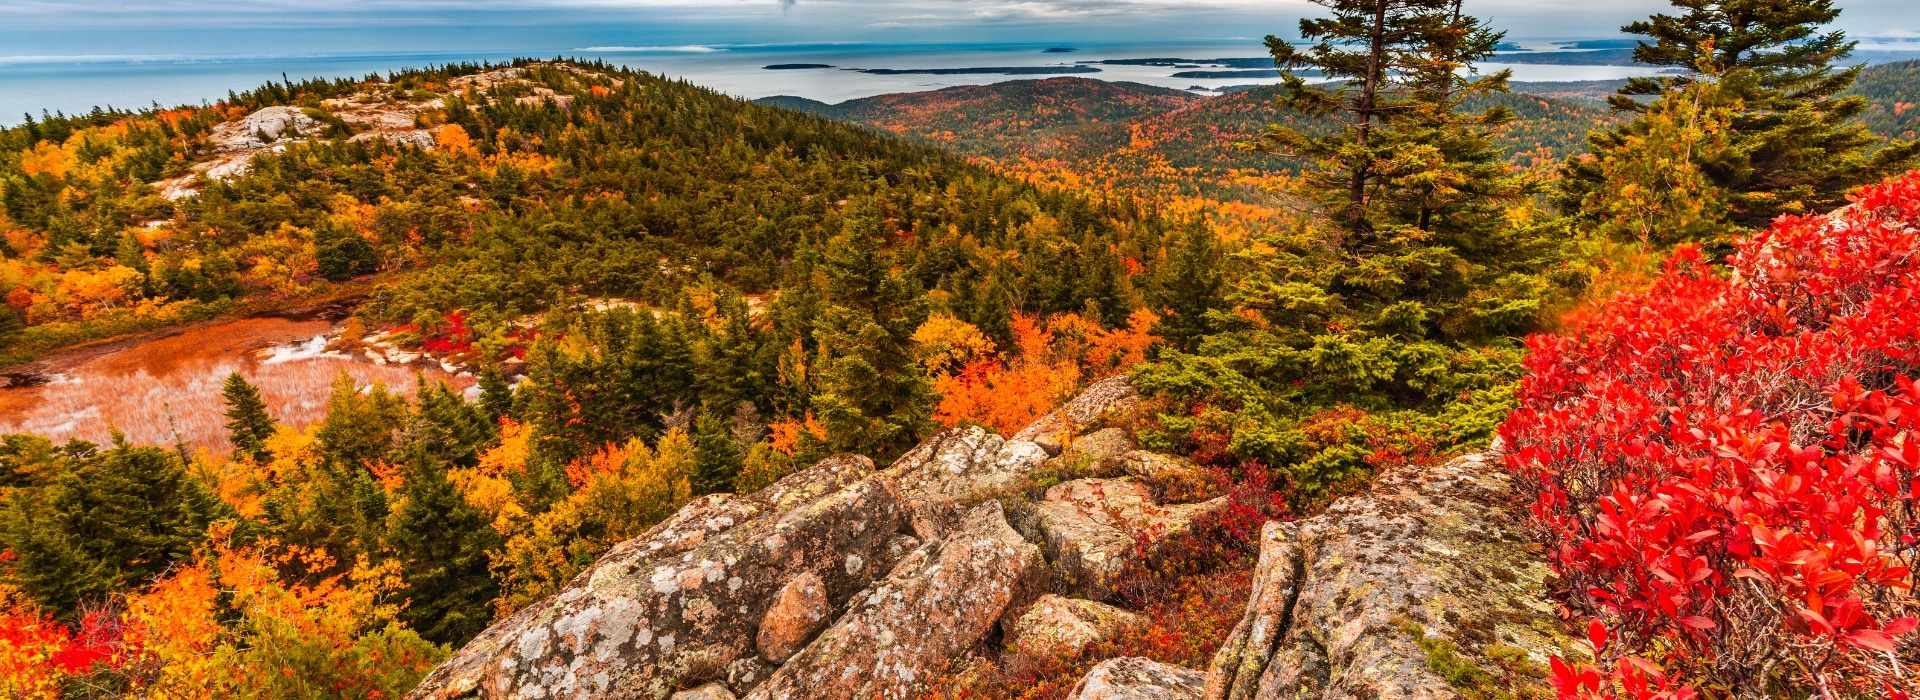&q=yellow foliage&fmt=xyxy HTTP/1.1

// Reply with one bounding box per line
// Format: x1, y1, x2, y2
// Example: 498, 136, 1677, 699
19, 141, 74, 179
912, 313, 997, 375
